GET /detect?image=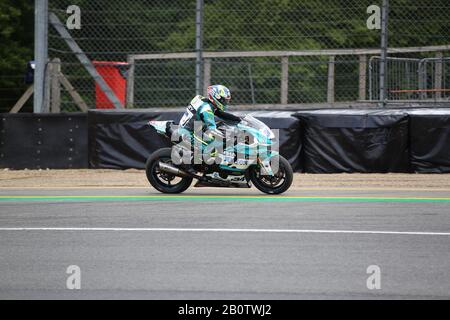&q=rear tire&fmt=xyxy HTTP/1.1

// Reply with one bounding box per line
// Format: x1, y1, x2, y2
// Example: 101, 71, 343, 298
249, 155, 293, 194
145, 148, 192, 193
